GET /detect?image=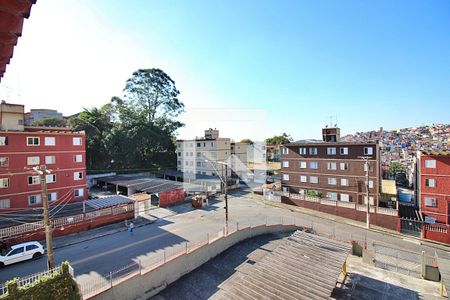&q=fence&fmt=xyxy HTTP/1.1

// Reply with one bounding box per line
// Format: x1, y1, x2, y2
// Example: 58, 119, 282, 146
372, 243, 435, 278
0, 204, 134, 239
75, 214, 434, 300
279, 191, 397, 216
0, 264, 64, 297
